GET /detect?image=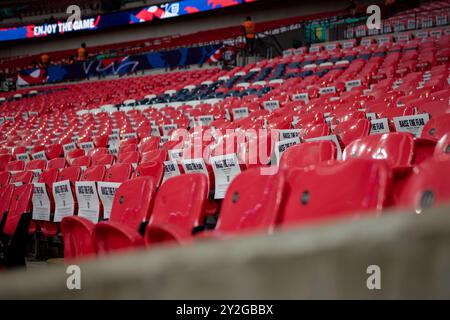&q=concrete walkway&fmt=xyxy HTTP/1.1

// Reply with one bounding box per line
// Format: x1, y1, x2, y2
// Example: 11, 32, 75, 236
1, 205, 450, 299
